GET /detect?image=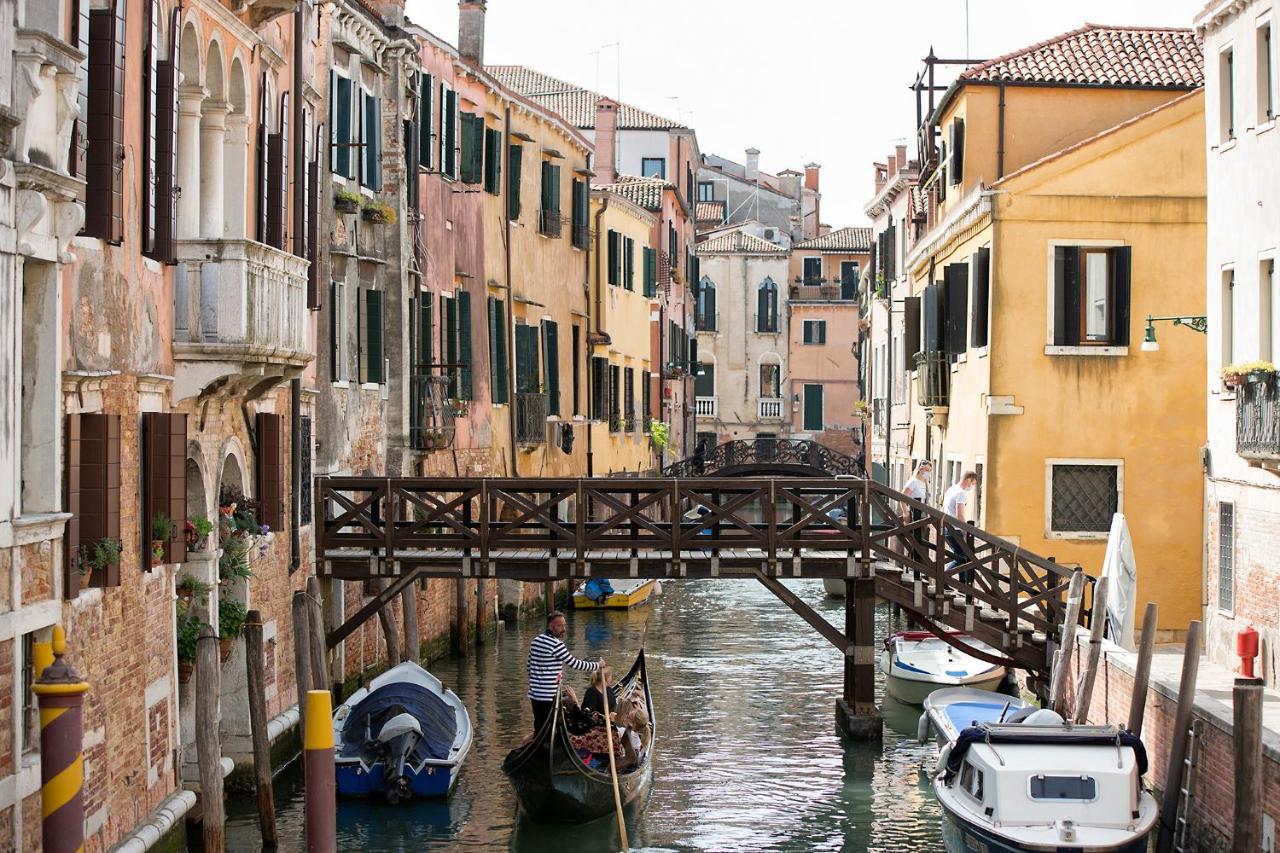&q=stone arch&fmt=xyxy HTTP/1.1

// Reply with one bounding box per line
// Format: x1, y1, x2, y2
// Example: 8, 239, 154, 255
224, 55, 250, 238
228, 54, 247, 116
757, 350, 784, 400
178, 18, 202, 88
184, 451, 209, 534
204, 38, 225, 102
217, 439, 249, 505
